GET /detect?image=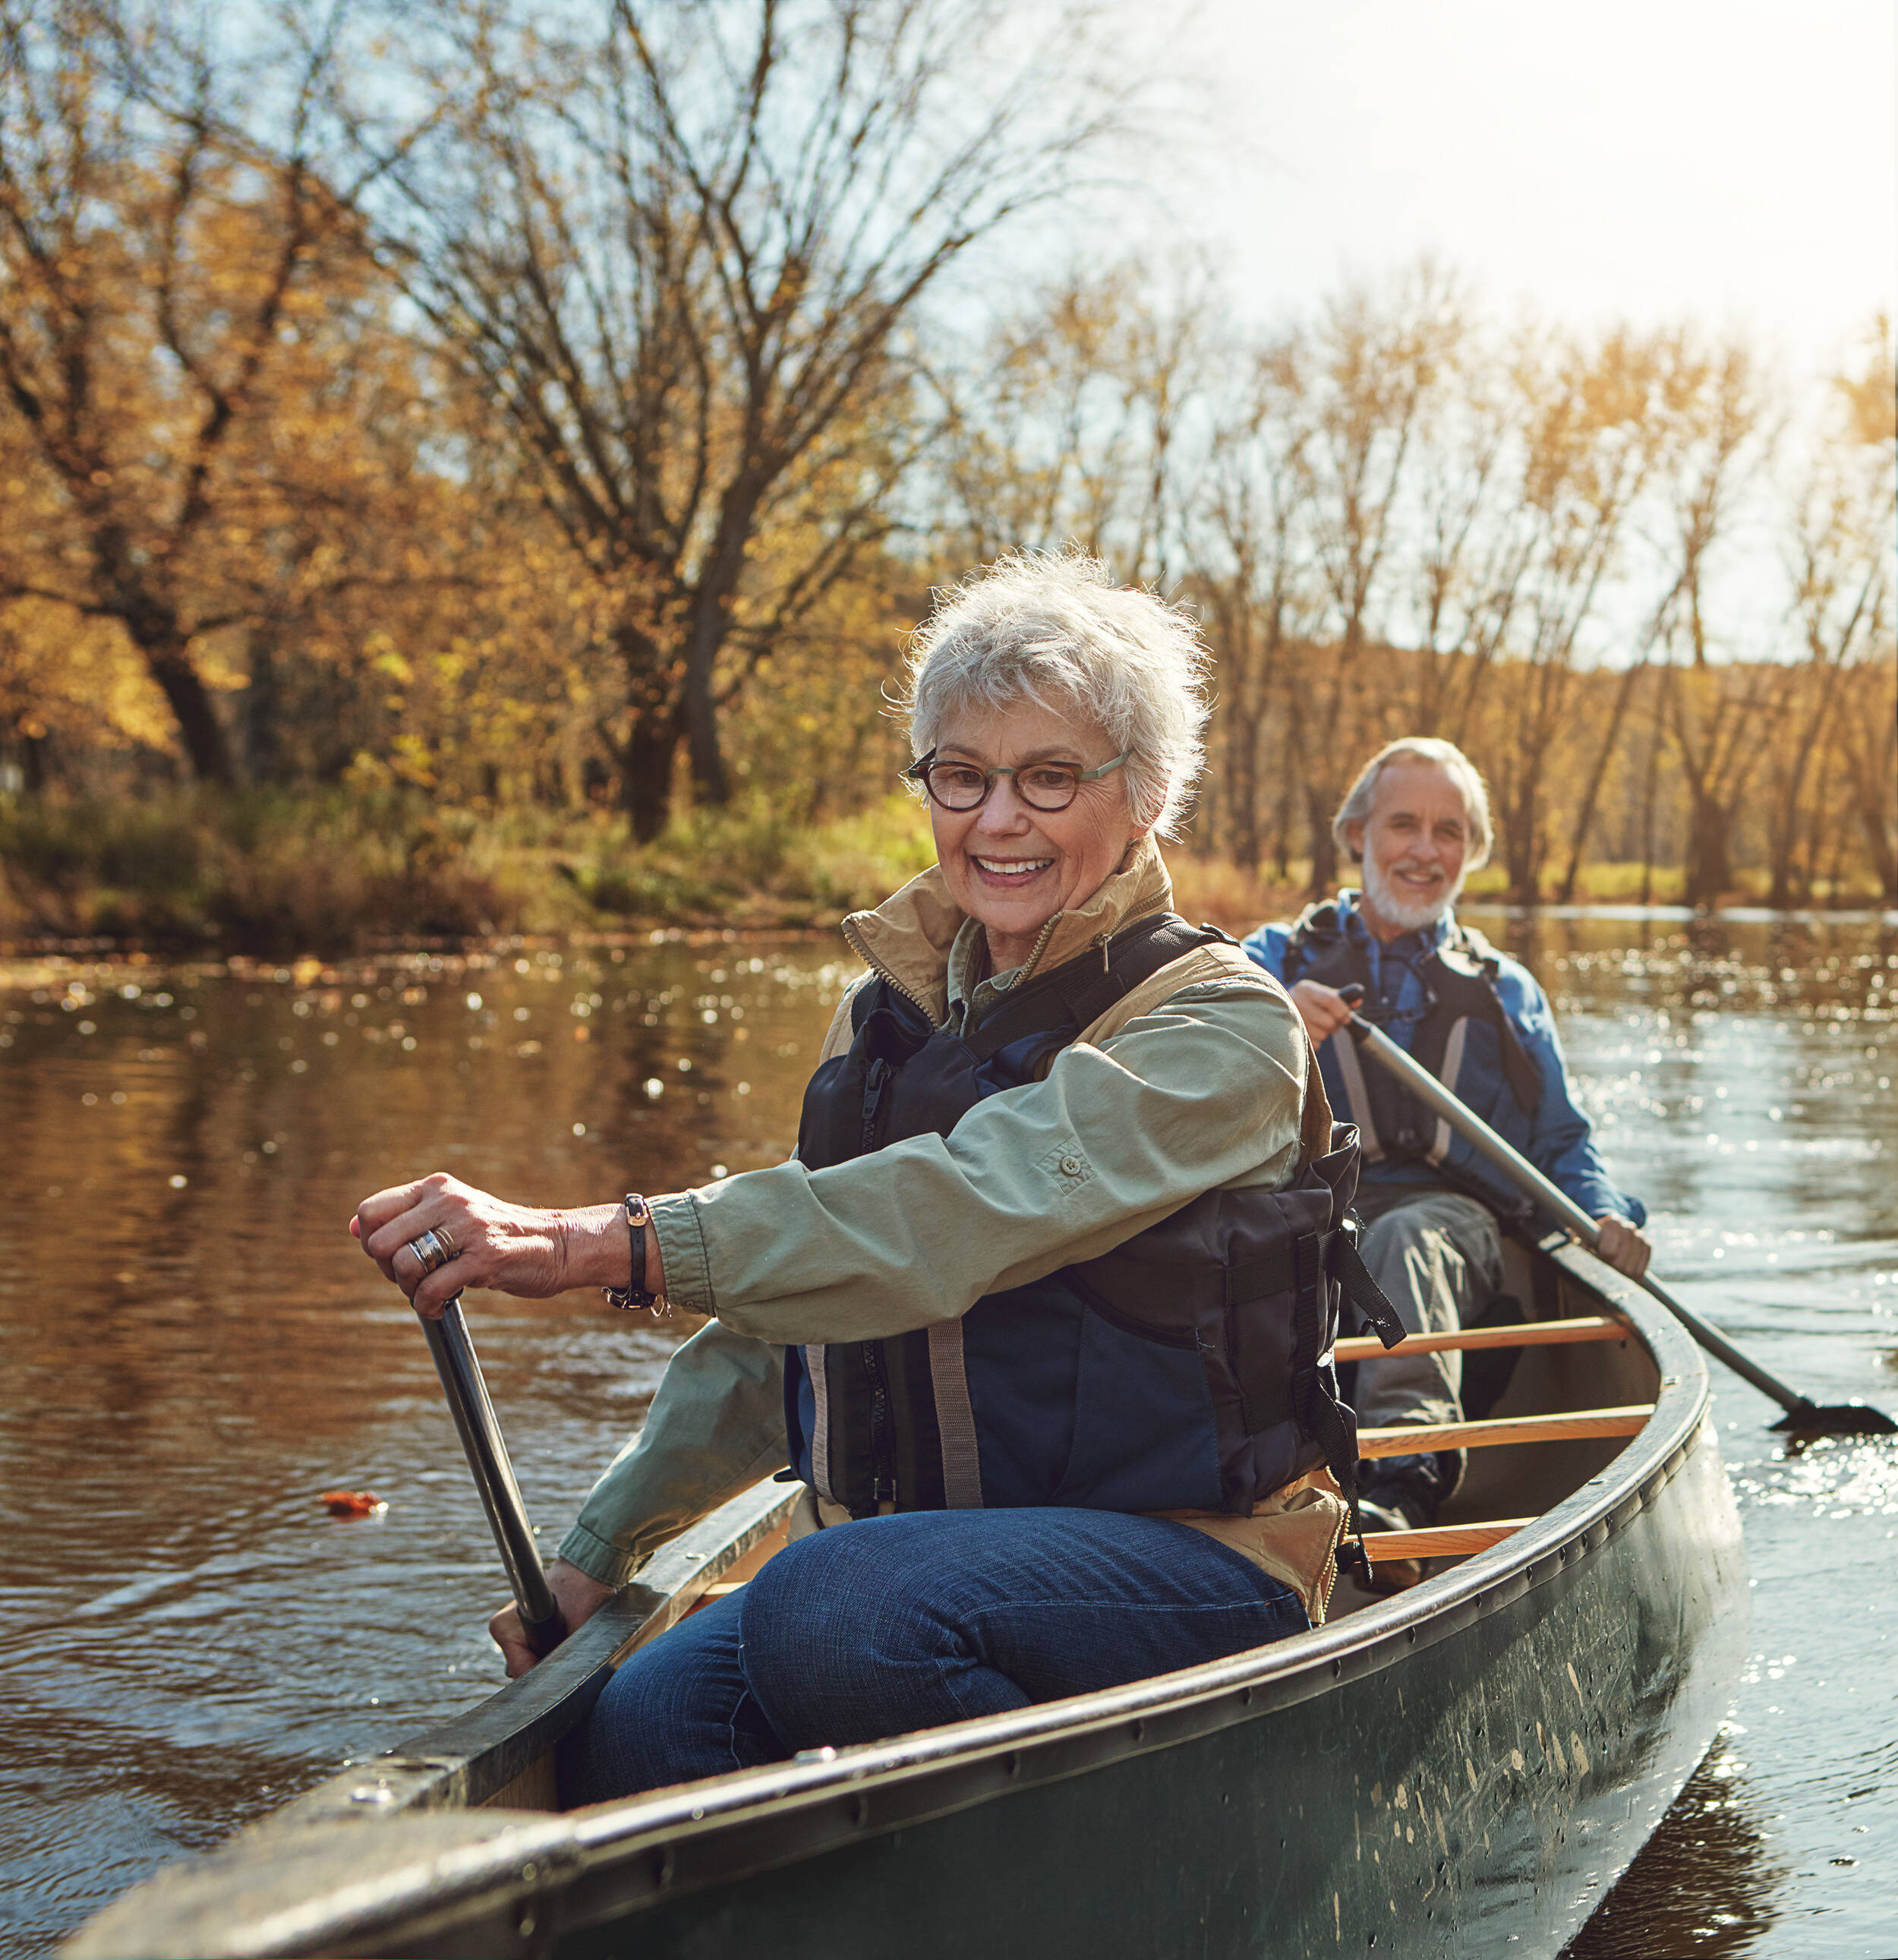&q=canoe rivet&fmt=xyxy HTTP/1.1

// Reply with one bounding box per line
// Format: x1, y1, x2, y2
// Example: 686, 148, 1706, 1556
653, 1847, 676, 1888
1406, 1627, 1417, 1644
515, 1903, 538, 1940
850, 1794, 869, 1826
1332, 1659, 1343, 1679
